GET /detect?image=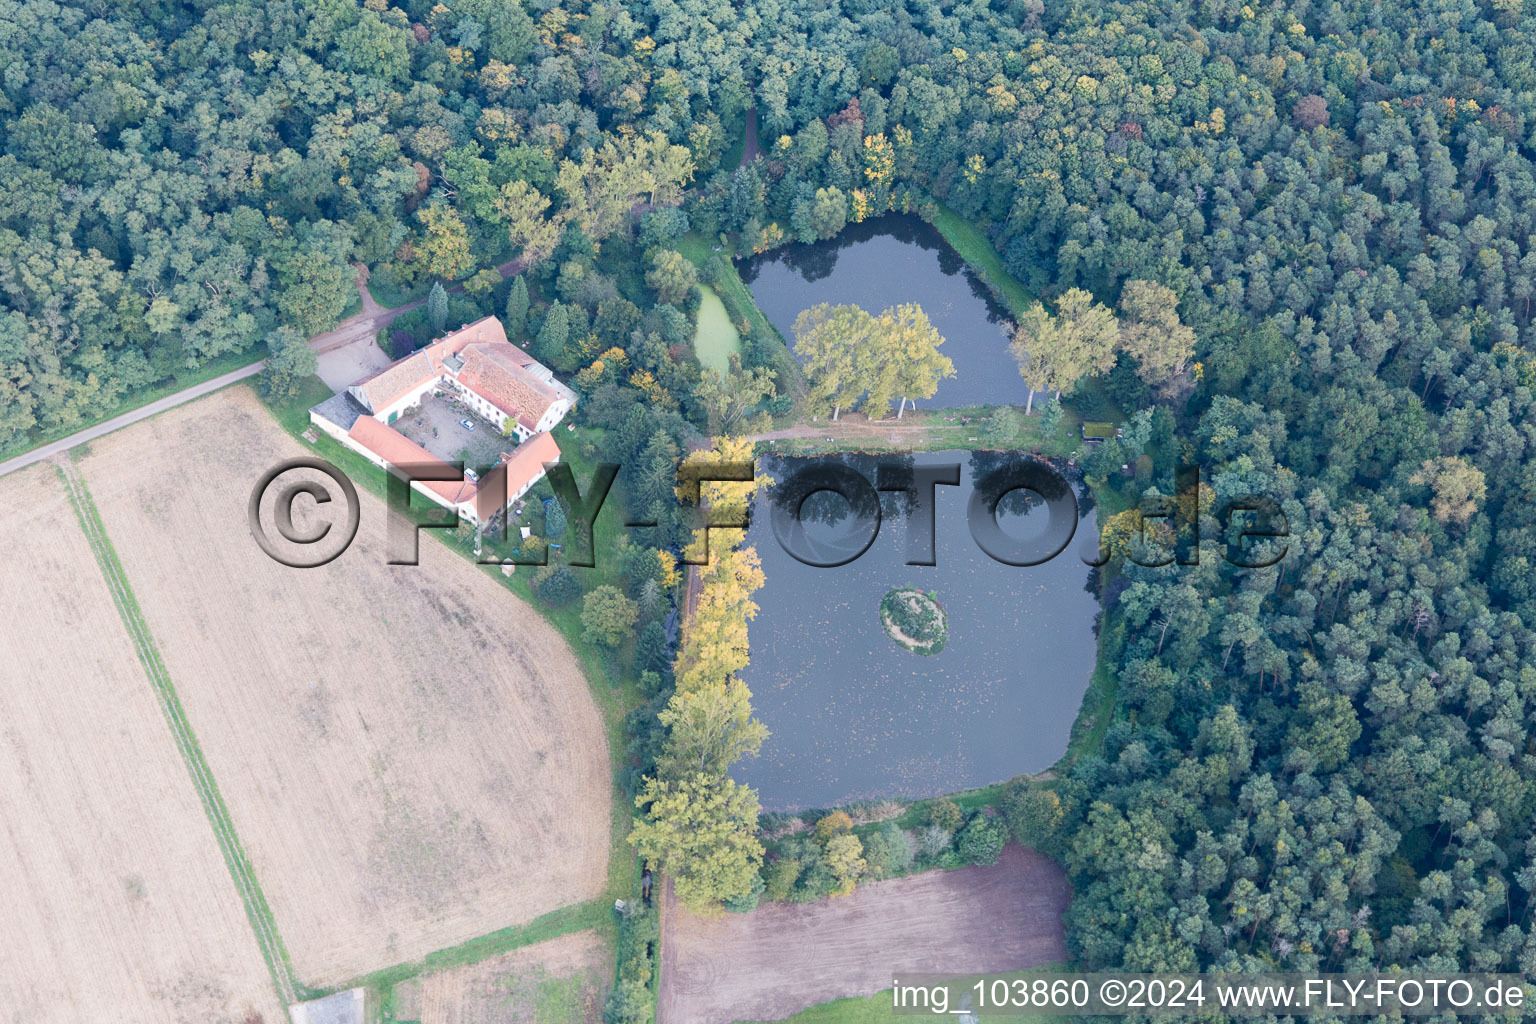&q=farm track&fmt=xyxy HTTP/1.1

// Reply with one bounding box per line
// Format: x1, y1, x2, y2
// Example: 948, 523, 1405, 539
52, 456, 297, 1008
